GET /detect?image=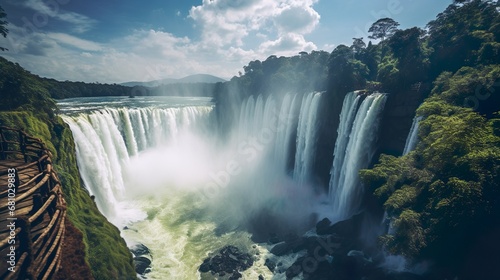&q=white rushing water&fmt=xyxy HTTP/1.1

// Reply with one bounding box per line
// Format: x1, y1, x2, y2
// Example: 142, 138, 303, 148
236, 91, 322, 185
402, 115, 423, 155
329, 92, 387, 221
60, 92, 390, 279
60, 96, 319, 280
293, 92, 322, 186
62, 101, 213, 223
